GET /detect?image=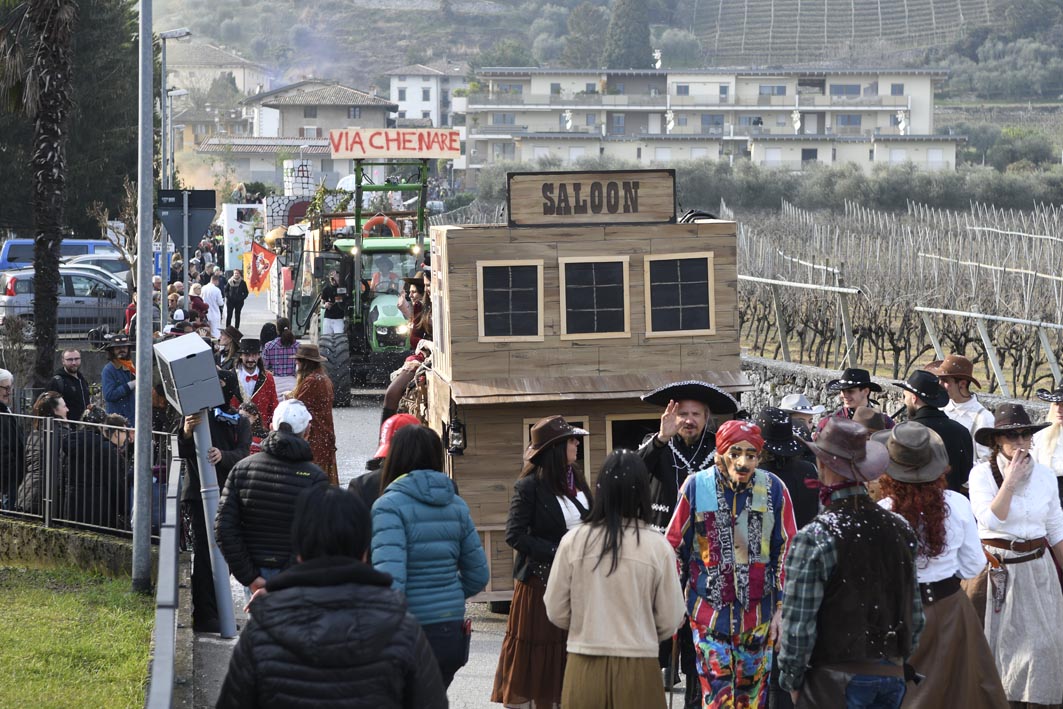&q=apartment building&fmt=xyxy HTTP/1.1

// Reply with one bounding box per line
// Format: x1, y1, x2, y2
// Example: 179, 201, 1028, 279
386, 60, 470, 128
457, 67, 960, 173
